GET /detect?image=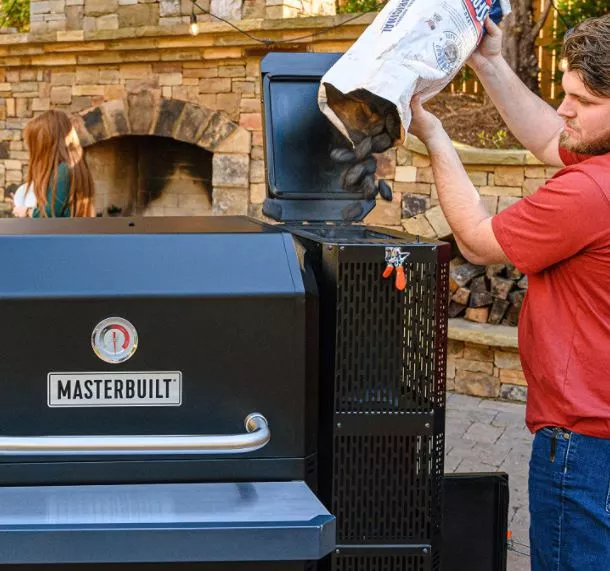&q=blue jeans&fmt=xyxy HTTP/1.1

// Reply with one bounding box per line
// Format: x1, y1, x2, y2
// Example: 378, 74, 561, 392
529, 427, 610, 570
